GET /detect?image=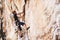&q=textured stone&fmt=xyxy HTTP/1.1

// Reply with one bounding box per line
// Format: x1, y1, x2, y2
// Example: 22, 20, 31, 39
1, 0, 60, 40
25, 0, 60, 40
